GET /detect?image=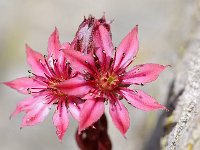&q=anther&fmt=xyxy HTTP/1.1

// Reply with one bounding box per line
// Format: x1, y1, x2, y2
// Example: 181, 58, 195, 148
93, 53, 97, 58
118, 73, 124, 77
83, 70, 88, 74
72, 72, 78, 77
27, 88, 31, 94
133, 90, 138, 94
